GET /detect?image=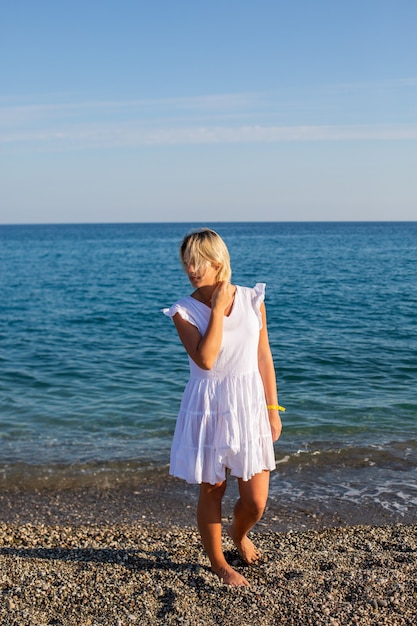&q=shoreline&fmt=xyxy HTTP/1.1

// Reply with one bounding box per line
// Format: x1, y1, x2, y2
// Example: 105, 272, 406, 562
0, 473, 412, 532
